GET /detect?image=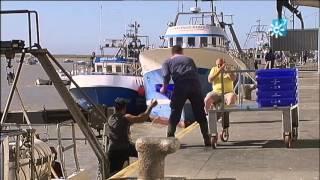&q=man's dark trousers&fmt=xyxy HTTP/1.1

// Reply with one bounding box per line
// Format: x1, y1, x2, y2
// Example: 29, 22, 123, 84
266, 60, 275, 69
108, 143, 137, 175
167, 79, 209, 139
